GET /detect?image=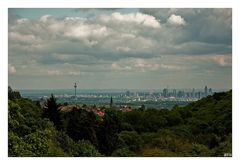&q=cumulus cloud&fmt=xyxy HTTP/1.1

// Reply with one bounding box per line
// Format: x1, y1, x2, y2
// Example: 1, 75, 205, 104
100, 12, 161, 28
8, 9, 231, 66
39, 15, 55, 23
8, 9, 232, 89
167, 14, 186, 26
68, 71, 82, 76
140, 8, 232, 45
205, 55, 232, 67
9, 32, 42, 45
110, 57, 185, 73
8, 64, 16, 74
183, 54, 232, 68
16, 18, 29, 24
47, 70, 61, 76
116, 46, 131, 52
47, 69, 85, 76
211, 55, 231, 67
